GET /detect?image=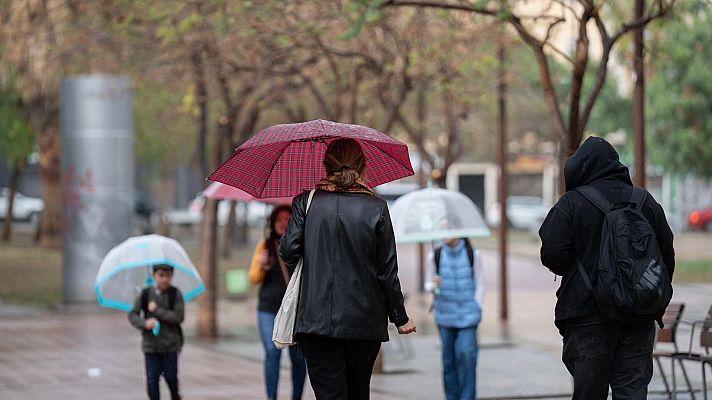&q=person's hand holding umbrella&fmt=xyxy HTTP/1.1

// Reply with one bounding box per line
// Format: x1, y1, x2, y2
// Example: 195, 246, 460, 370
145, 318, 158, 330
